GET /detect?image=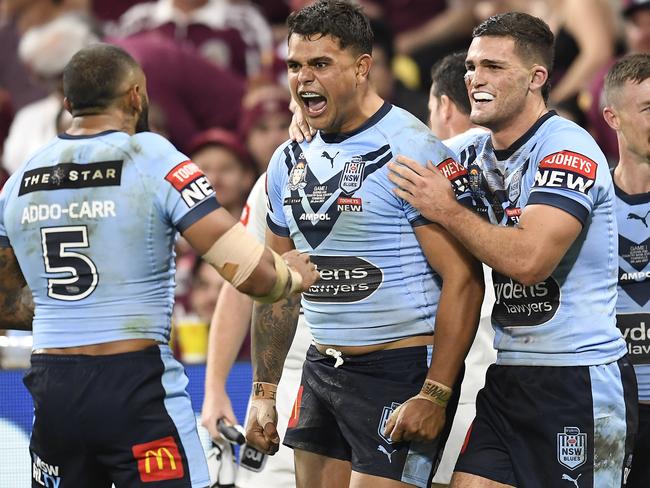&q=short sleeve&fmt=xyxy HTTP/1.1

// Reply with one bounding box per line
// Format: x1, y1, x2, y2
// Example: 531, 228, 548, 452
265, 144, 292, 237
528, 128, 607, 225
159, 159, 220, 233
393, 131, 470, 225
